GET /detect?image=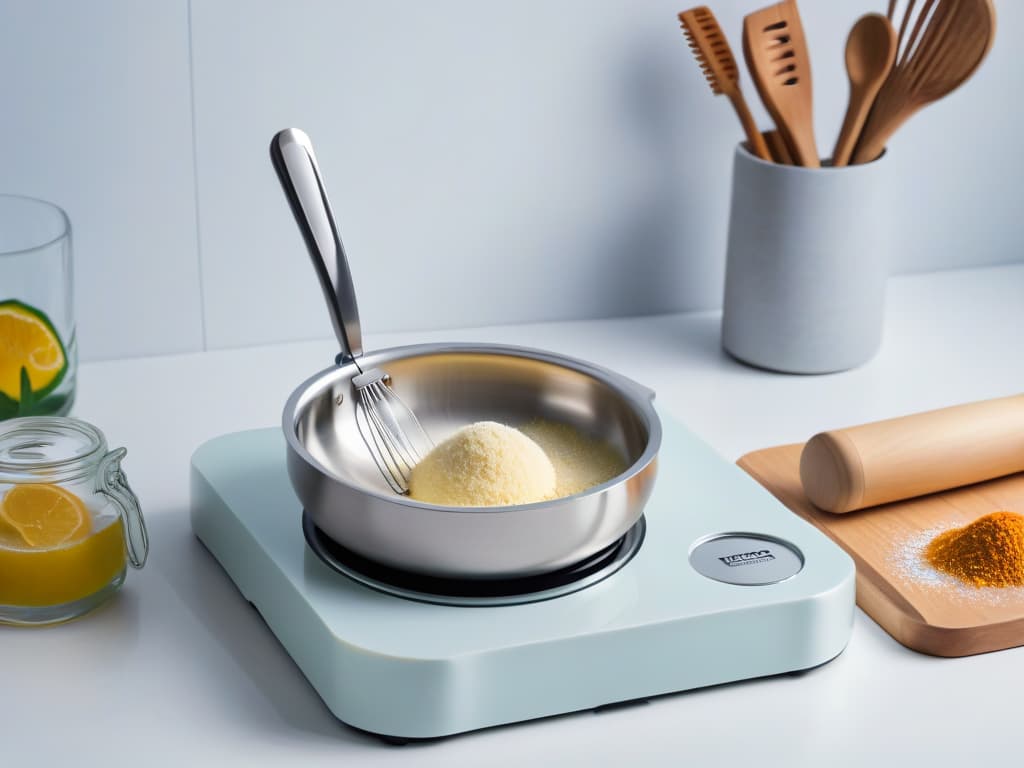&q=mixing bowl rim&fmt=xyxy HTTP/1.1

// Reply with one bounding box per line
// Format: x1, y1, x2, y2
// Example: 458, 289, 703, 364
281, 342, 662, 514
